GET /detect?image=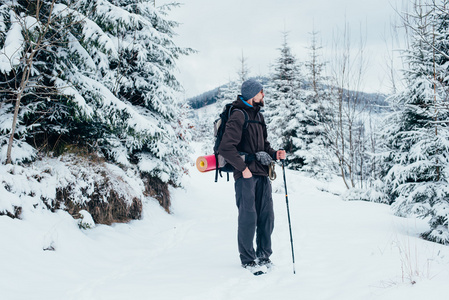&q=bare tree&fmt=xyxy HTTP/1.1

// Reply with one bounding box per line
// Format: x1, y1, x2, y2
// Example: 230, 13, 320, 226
321, 21, 372, 189
381, 17, 402, 95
